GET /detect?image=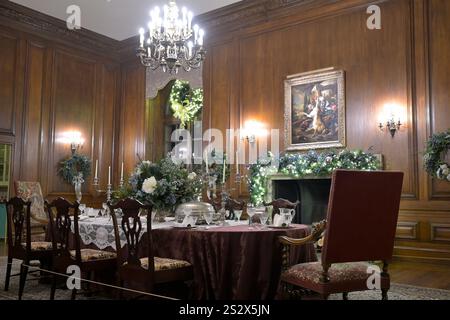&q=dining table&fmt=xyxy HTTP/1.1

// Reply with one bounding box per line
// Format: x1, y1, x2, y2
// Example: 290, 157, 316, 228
69, 215, 318, 300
